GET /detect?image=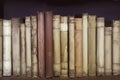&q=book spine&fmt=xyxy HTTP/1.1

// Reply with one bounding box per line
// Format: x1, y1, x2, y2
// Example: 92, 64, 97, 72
11, 18, 20, 76
53, 15, 61, 76
105, 27, 112, 76
45, 11, 53, 78
0, 19, 2, 77
69, 16, 75, 77
3, 20, 12, 76
97, 17, 105, 76
25, 17, 32, 77
31, 16, 38, 77
88, 15, 96, 76
82, 13, 88, 76
20, 23, 26, 76
75, 18, 83, 77
38, 12, 45, 77
113, 20, 120, 75
60, 16, 68, 77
